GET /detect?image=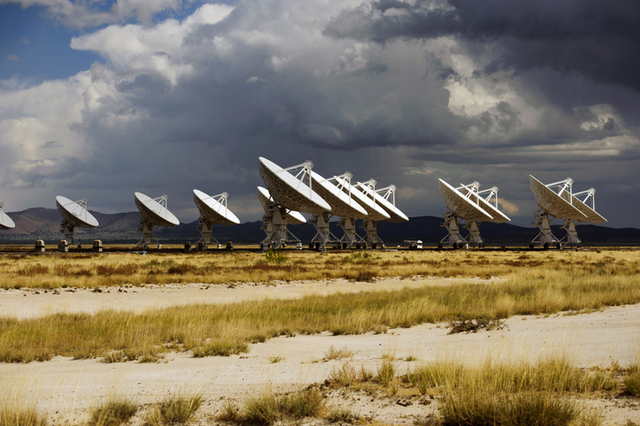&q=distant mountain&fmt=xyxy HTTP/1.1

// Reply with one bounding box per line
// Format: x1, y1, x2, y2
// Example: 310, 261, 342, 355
0, 208, 639, 246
